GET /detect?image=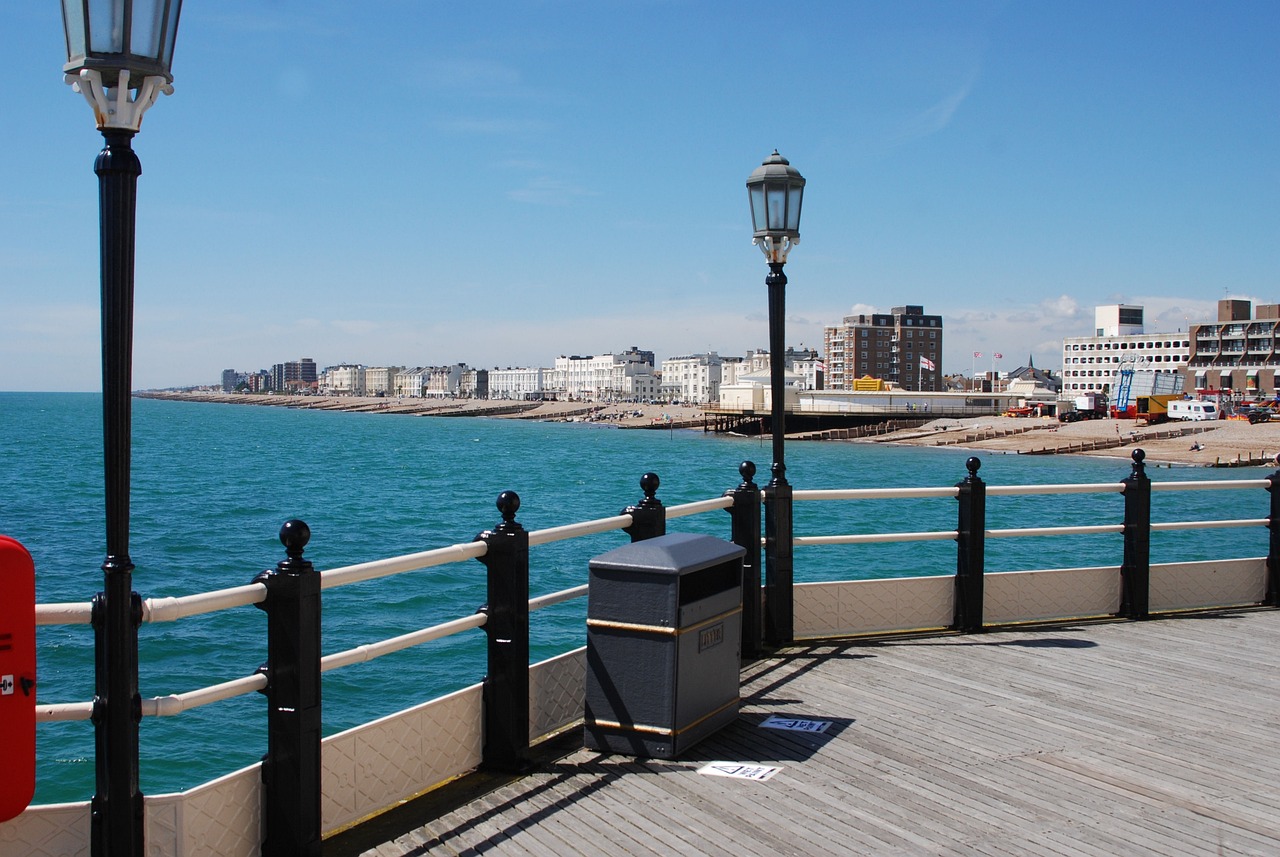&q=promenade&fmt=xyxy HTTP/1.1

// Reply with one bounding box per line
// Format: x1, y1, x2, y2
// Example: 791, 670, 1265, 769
332, 609, 1280, 856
